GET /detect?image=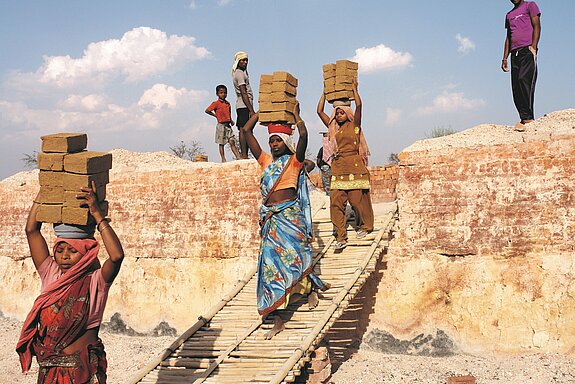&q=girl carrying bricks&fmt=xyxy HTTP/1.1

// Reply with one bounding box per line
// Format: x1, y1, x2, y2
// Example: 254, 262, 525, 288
17, 181, 124, 383
317, 80, 374, 250
242, 102, 329, 339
